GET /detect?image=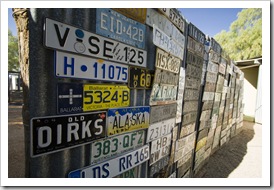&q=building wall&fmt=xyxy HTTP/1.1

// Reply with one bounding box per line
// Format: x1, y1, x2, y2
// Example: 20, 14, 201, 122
241, 66, 259, 119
